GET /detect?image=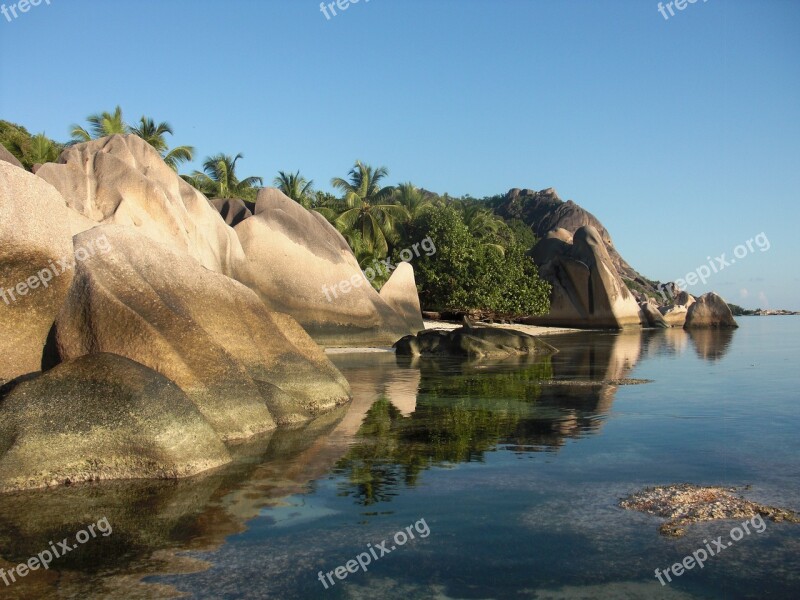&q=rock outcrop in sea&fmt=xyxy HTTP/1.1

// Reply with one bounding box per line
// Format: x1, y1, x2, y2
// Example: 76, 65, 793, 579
0, 134, 425, 491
